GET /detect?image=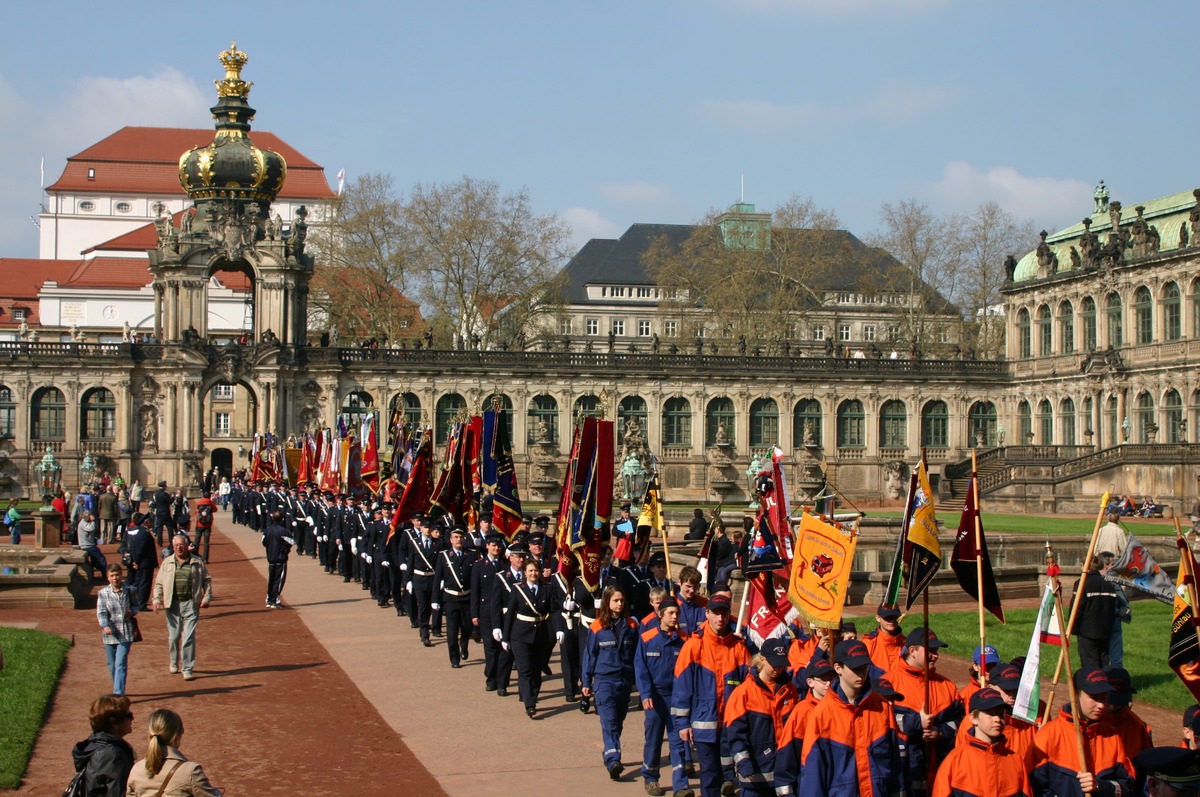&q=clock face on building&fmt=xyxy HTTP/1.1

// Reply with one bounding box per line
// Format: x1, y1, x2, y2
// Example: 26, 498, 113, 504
102, 305, 118, 320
